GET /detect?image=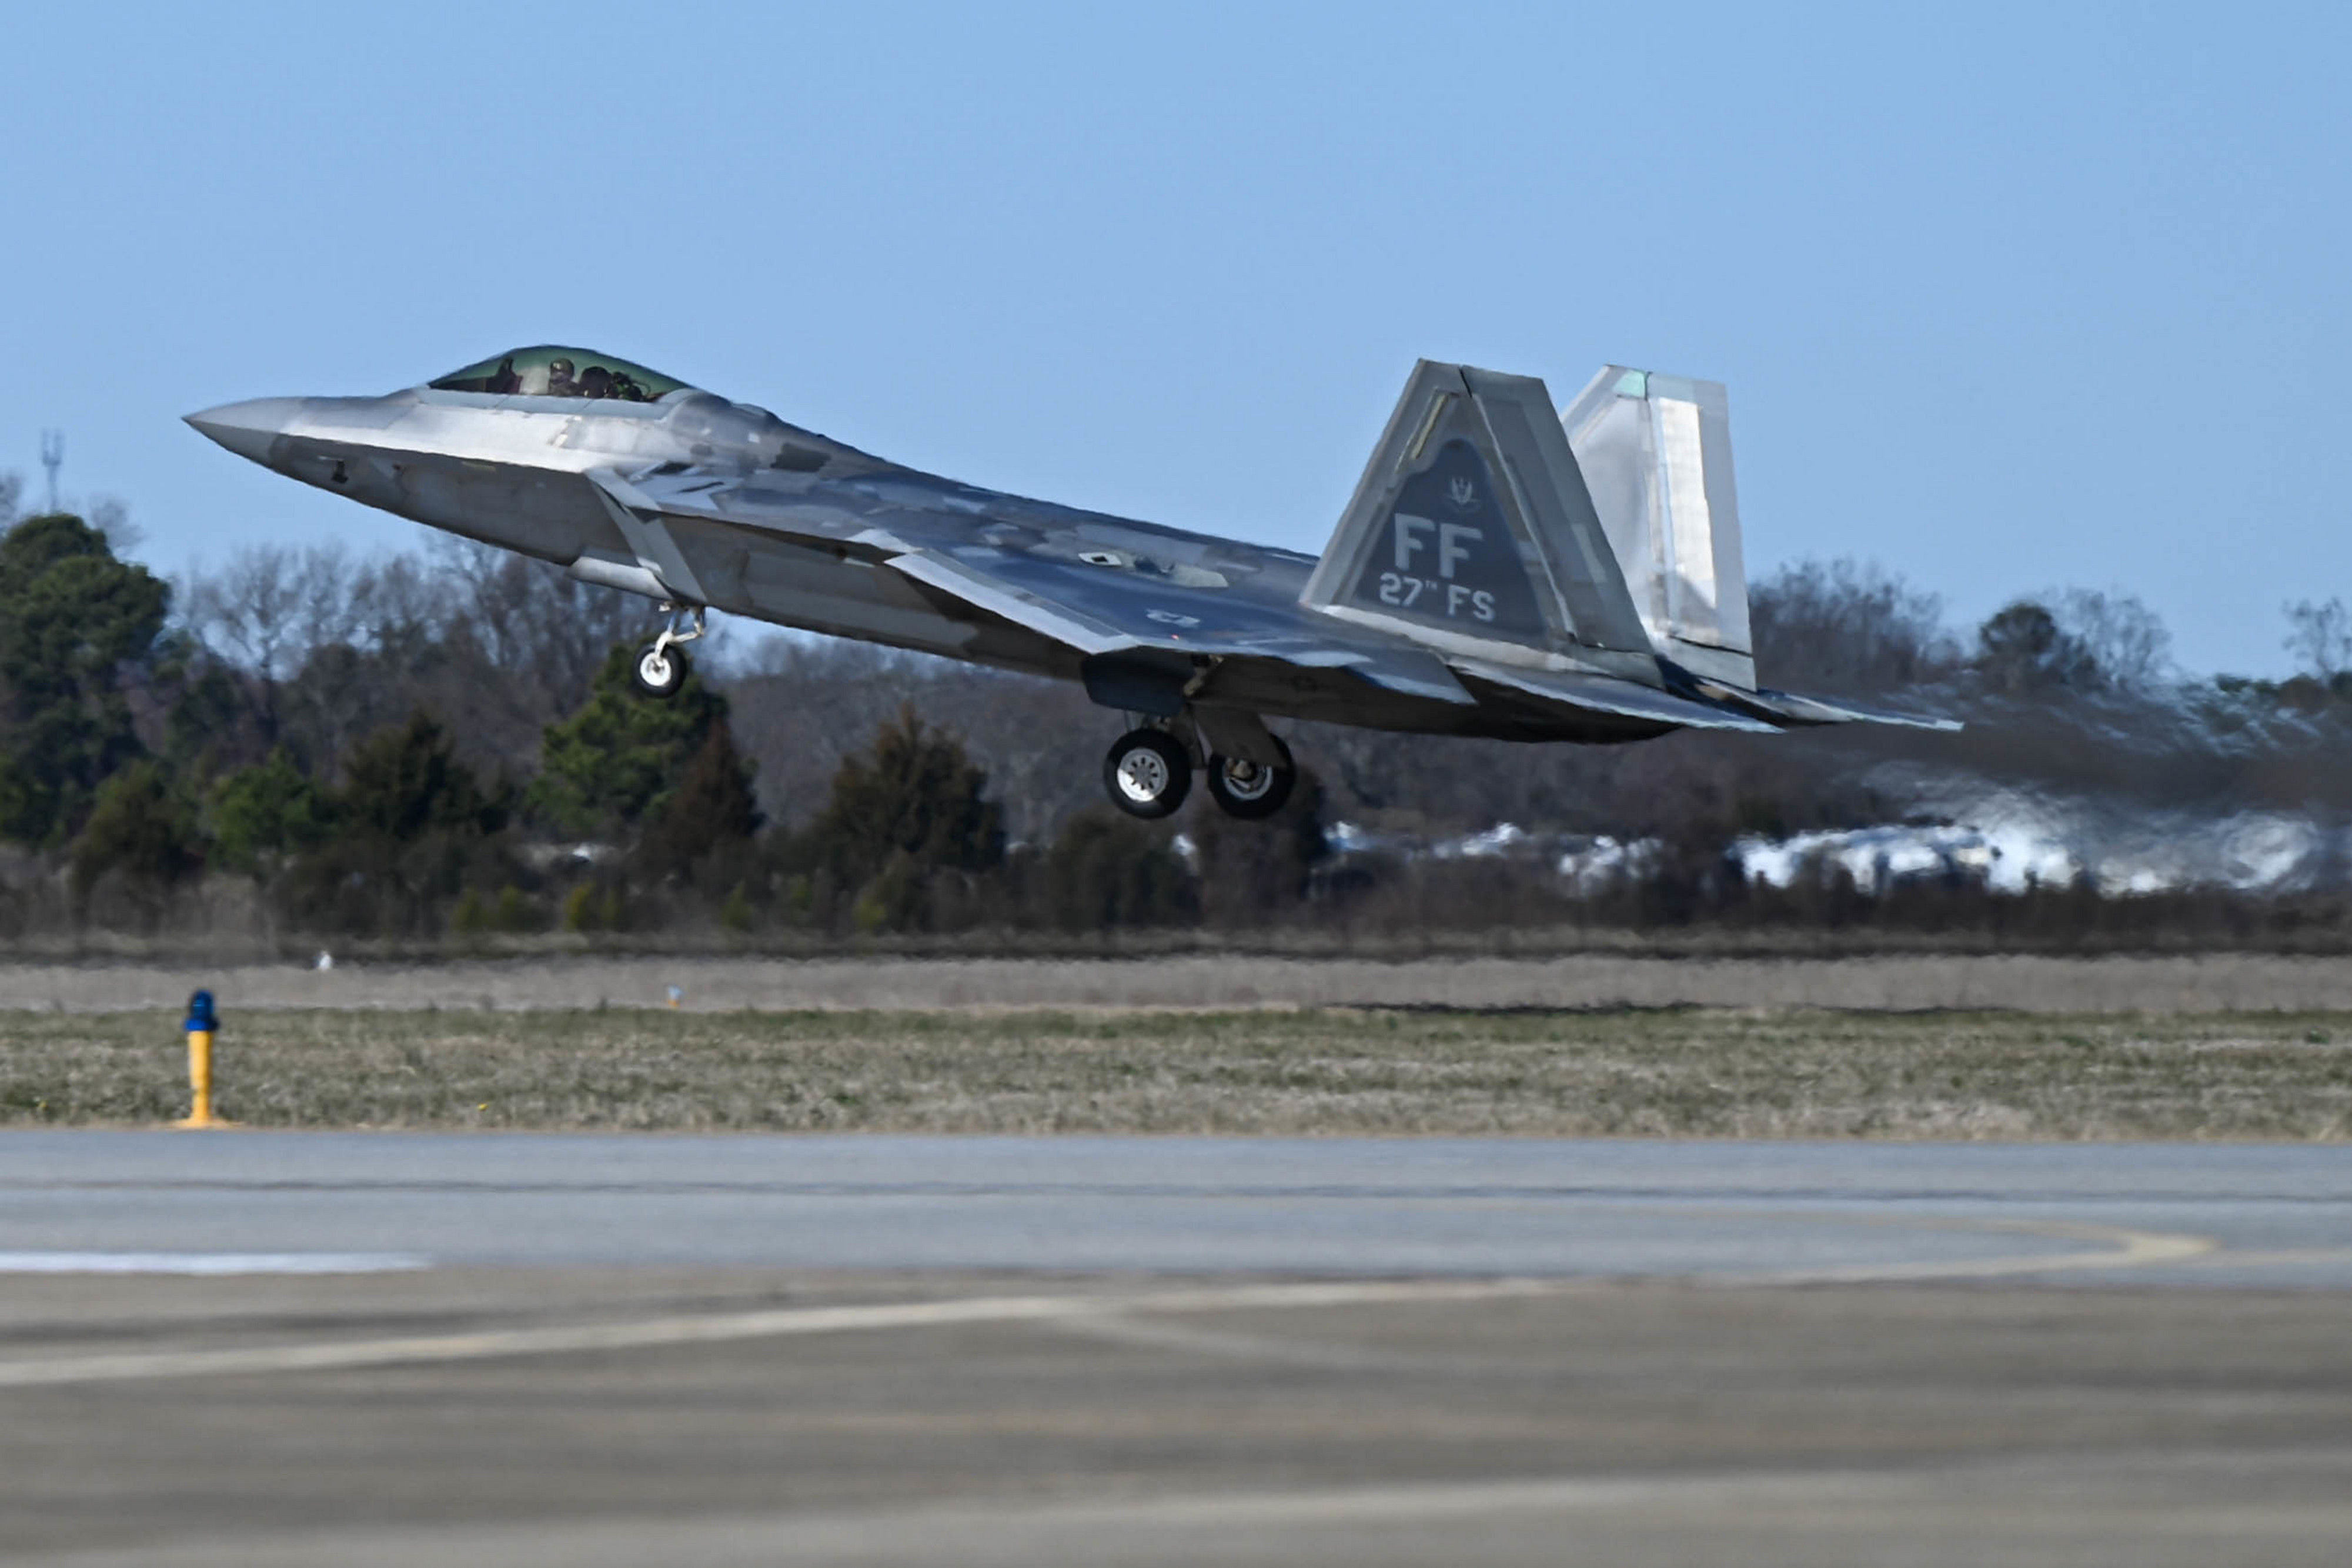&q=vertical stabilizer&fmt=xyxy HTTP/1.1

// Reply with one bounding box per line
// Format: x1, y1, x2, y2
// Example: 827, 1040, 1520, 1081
1560, 367, 1755, 691
1302, 360, 1656, 681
